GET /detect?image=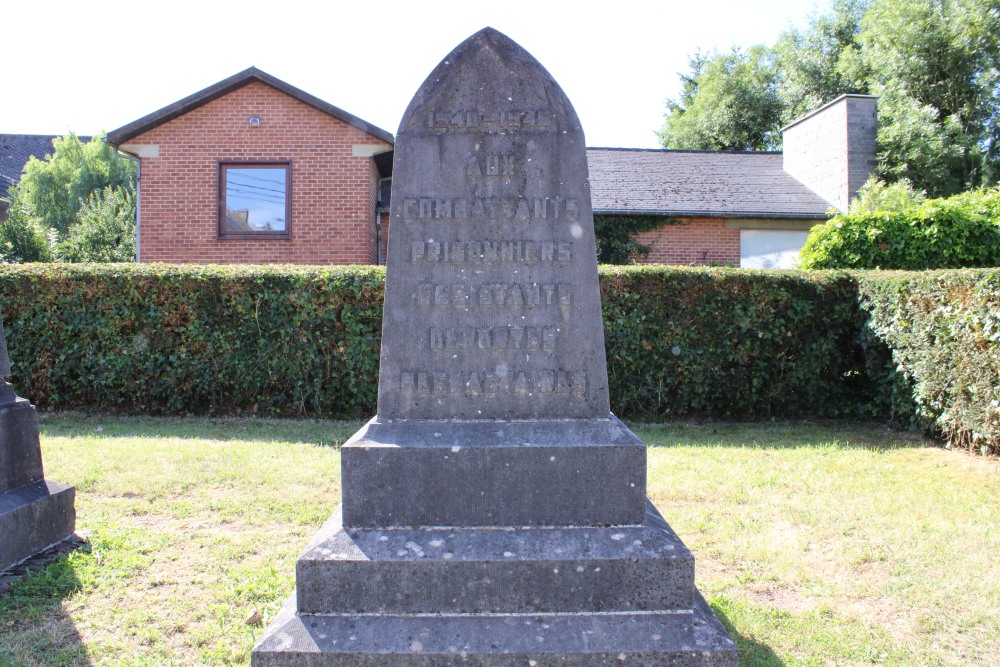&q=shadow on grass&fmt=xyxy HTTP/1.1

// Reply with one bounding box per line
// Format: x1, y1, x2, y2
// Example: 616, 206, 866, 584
37, 413, 364, 447
0, 544, 91, 667
633, 421, 936, 452
711, 600, 785, 667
